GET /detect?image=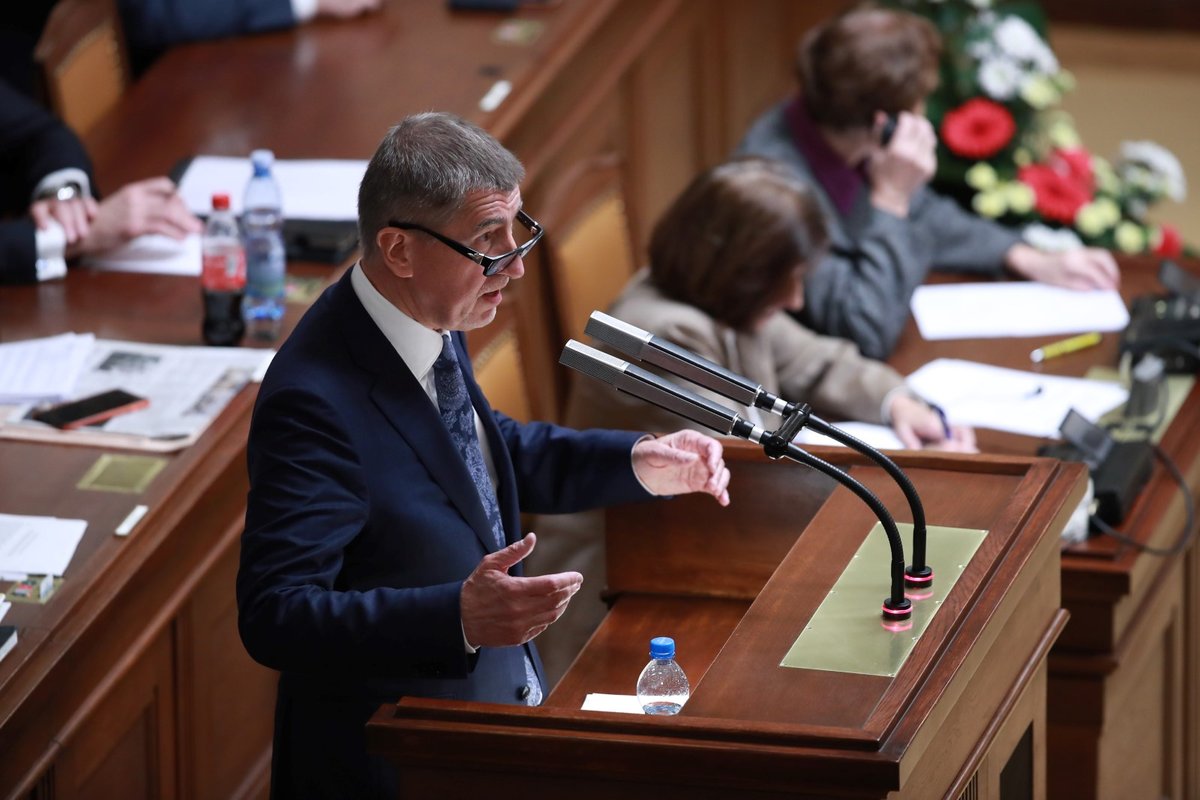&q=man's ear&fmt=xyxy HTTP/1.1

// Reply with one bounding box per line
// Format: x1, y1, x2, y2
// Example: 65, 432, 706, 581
376, 227, 415, 278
